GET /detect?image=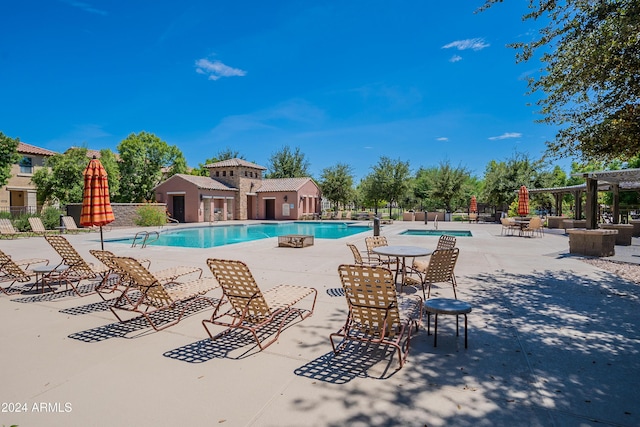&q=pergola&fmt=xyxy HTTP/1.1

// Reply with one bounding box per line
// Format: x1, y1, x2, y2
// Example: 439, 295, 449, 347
528, 168, 640, 229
